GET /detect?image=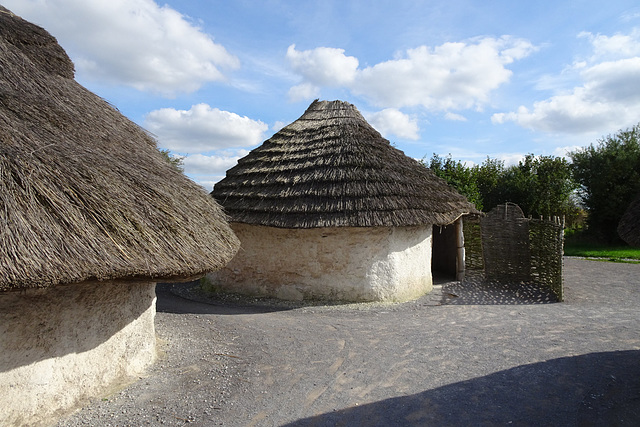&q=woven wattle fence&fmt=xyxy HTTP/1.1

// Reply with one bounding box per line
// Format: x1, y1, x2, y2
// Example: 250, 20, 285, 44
481, 204, 532, 283
529, 216, 564, 301
463, 203, 564, 301
462, 215, 484, 272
